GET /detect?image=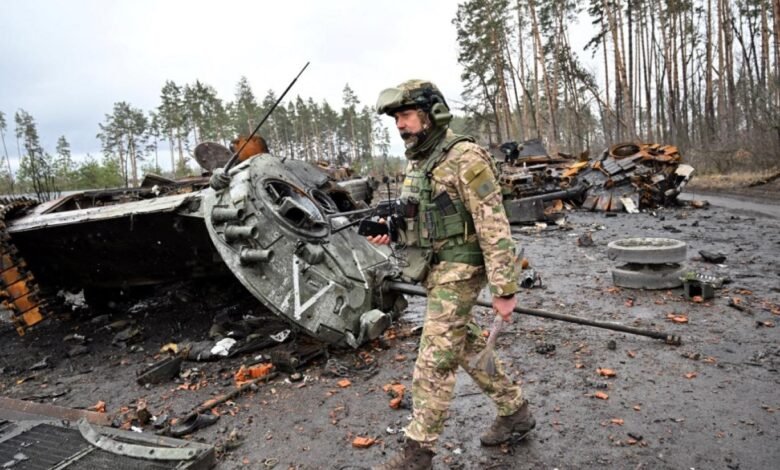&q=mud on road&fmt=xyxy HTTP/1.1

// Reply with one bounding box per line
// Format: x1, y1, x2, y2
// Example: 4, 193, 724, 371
1, 193, 779, 469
